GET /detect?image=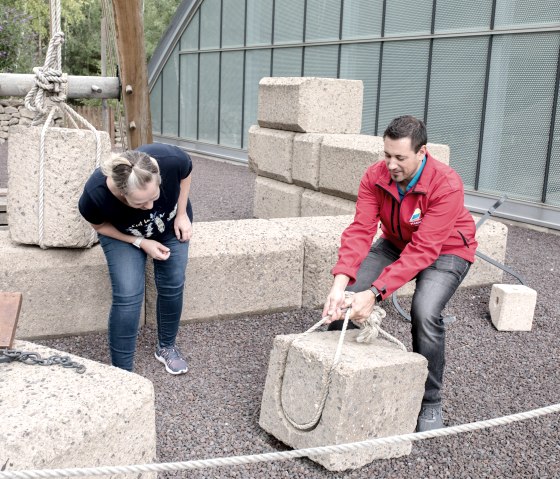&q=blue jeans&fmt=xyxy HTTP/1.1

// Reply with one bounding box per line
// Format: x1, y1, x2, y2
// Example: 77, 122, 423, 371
339, 238, 471, 405
99, 234, 189, 371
